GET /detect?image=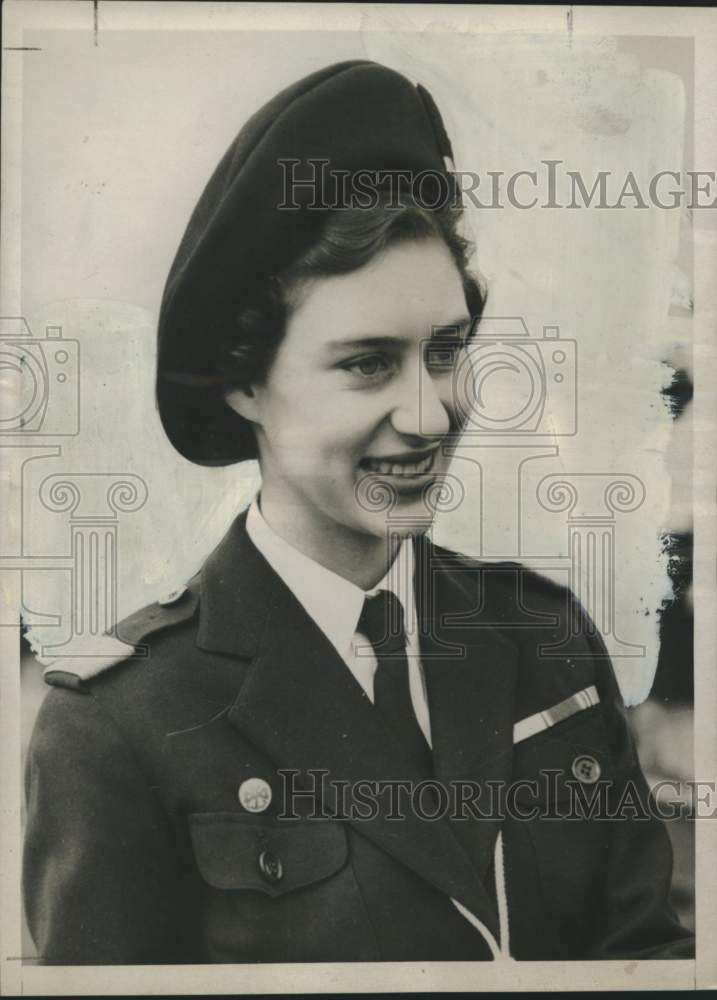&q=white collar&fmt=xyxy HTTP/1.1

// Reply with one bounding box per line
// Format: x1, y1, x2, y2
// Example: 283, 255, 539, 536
245, 497, 416, 662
